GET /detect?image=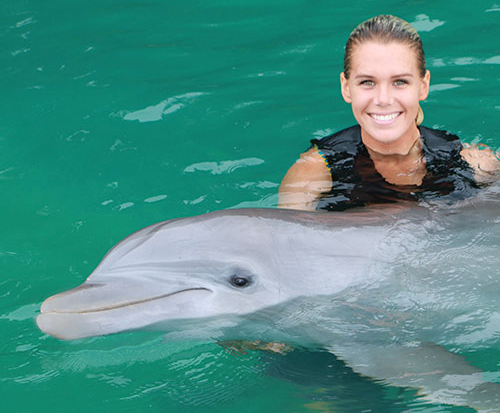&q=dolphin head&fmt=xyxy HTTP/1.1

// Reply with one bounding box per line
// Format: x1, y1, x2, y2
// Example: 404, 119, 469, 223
38, 209, 351, 340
